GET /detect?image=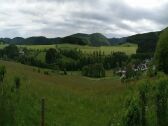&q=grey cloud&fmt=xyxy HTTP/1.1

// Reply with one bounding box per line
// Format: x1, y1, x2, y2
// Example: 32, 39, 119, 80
0, 0, 167, 38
